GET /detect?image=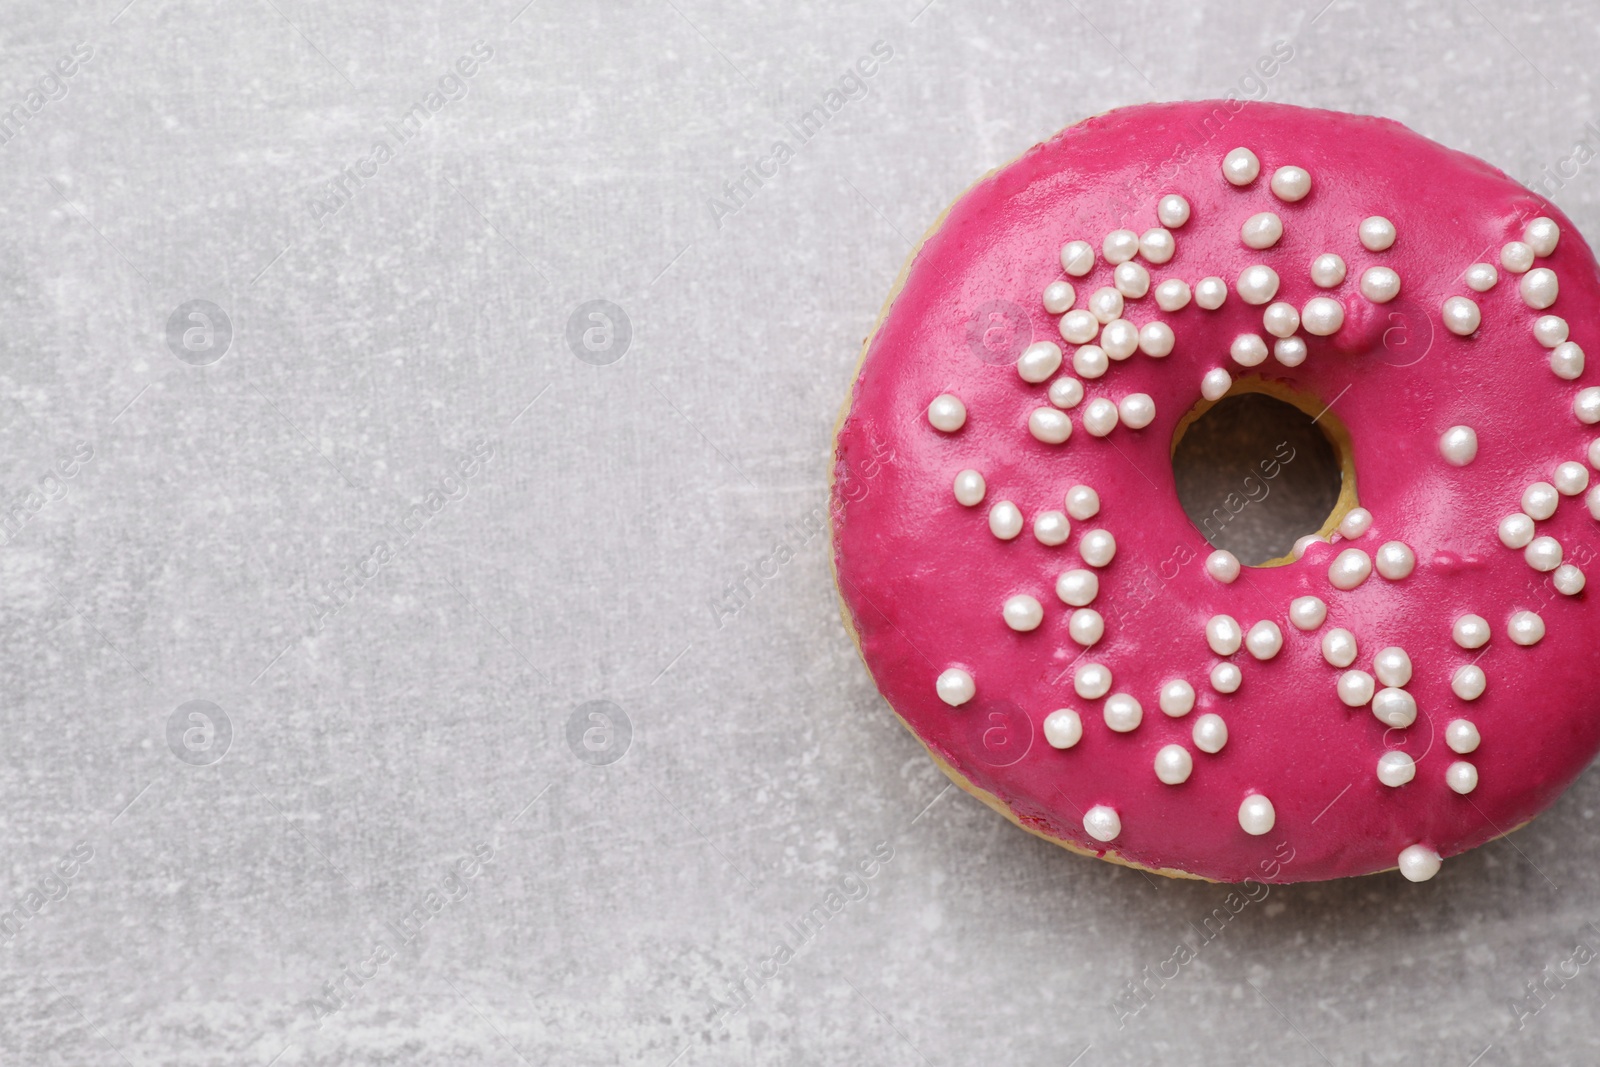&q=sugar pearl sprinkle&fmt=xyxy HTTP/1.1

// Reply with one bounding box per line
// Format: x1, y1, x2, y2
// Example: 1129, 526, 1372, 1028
1270, 166, 1311, 202
1439, 426, 1478, 466
1205, 549, 1241, 584
936, 668, 974, 707
1310, 253, 1347, 288
1238, 795, 1275, 836
914, 146, 1597, 869
928, 394, 966, 432
1359, 216, 1397, 252
1338, 508, 1373, 539
1223, 147, 1260, 186
1002, 594, 1043, 632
